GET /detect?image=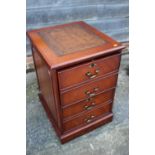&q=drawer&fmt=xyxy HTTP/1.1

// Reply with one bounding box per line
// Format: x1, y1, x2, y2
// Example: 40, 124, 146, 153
61, 73, 118, 105
63, 102, 112, 131
63, 89, 115, 119
58, 53, 121, 90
